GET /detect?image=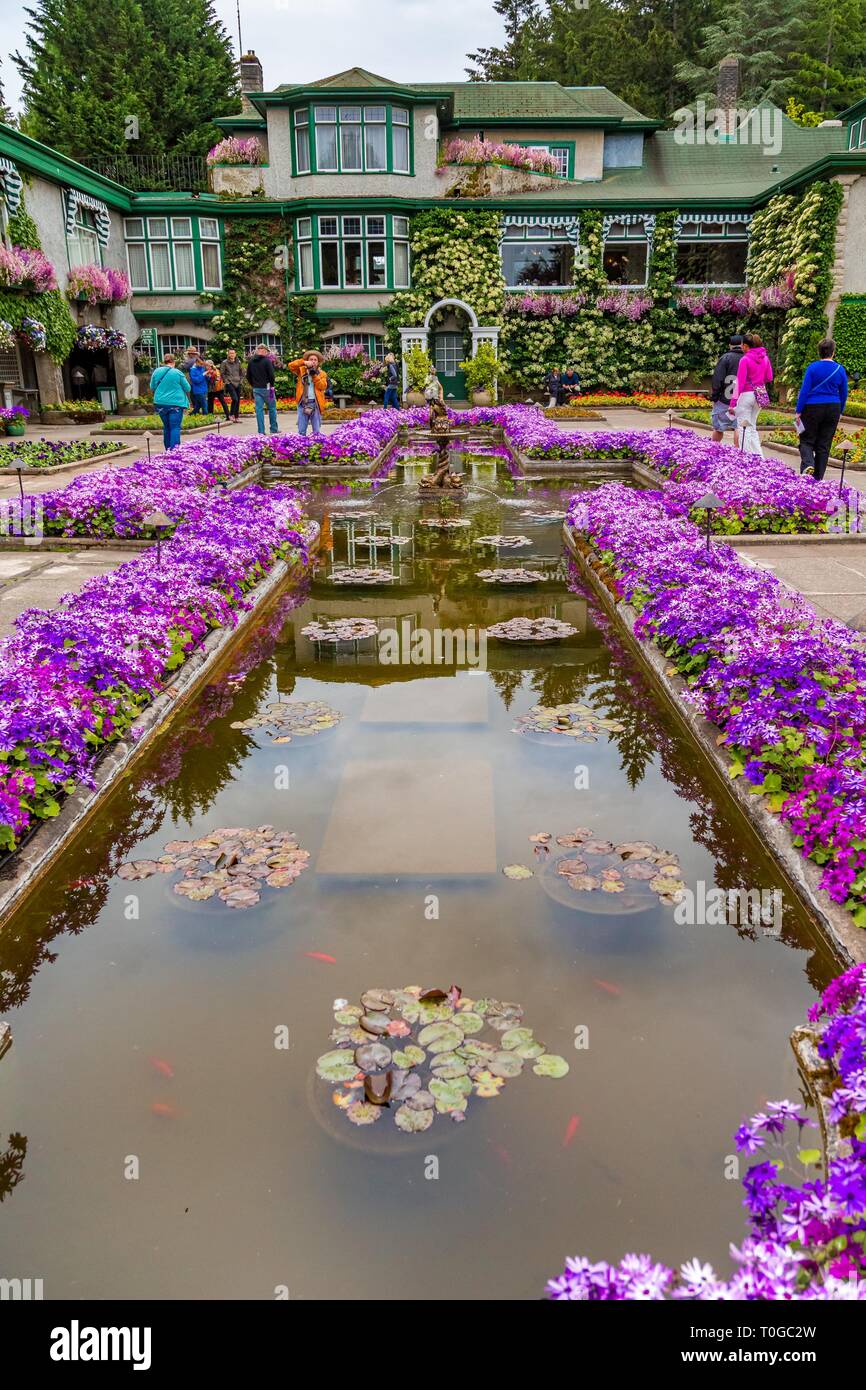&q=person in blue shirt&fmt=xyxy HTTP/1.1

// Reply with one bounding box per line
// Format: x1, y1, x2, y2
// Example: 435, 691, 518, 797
796, 338, 849, 480
187, 356, 209, 415
149, 354, 191, 450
